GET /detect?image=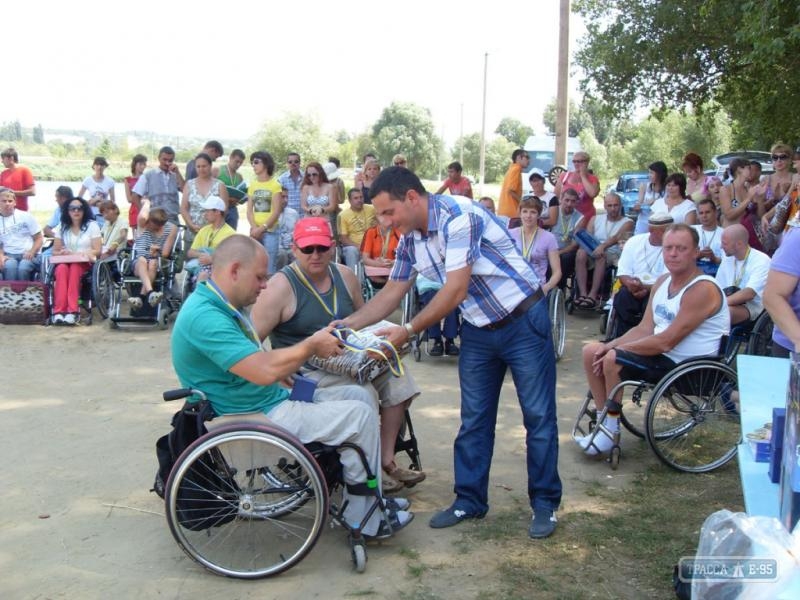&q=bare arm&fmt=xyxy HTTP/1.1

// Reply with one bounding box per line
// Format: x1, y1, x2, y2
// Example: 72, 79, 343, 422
161, 225, 178, 259
180, 186, 198, 233
251, 272, 294, 341
544, 248, 561, 293
764, 270, 800, 352
340, 278, 413, 331
720, 185, 748, 222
